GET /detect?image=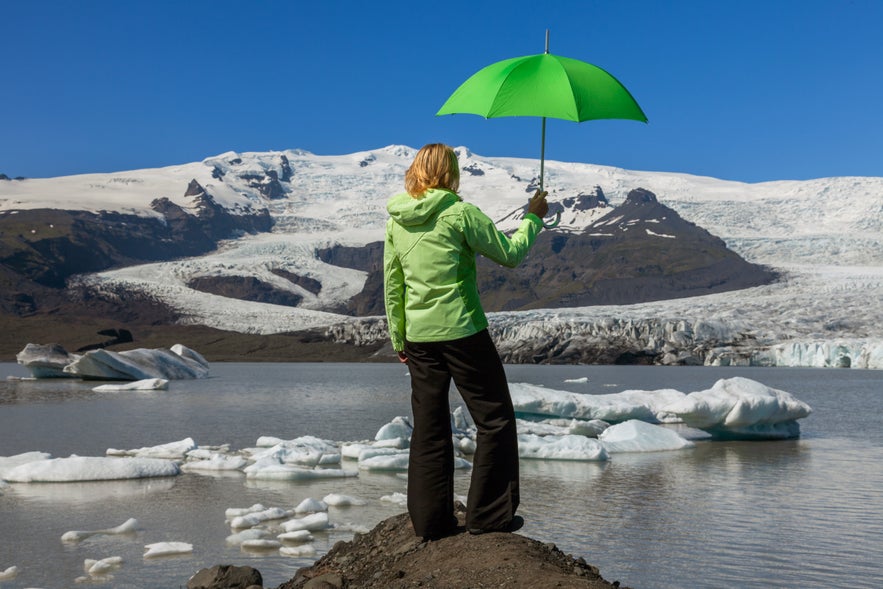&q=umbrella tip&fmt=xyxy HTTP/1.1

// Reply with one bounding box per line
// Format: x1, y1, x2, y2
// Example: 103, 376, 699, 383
544, 29, 550, 54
